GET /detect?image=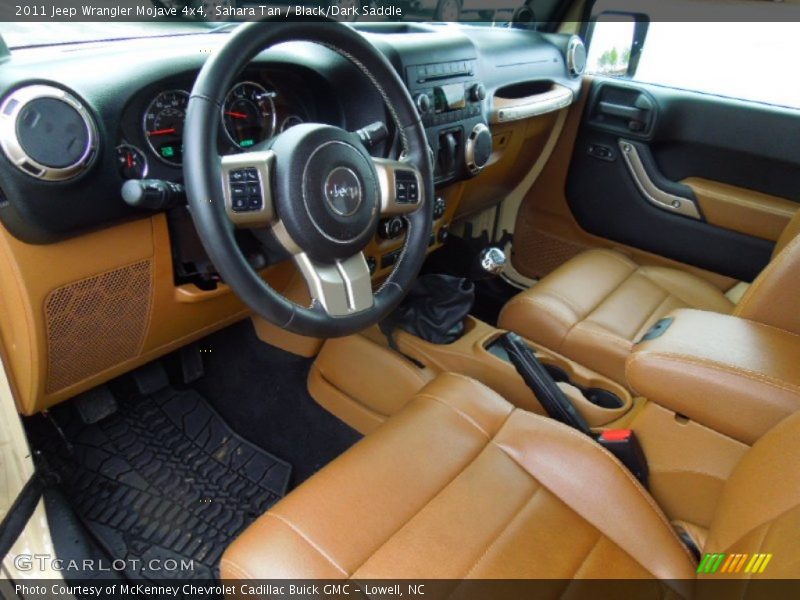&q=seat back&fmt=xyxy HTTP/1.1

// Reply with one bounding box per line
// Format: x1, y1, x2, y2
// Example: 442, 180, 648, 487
773, 208, 800, 258
733, 209, 800, 335
701, 411, 800, 582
